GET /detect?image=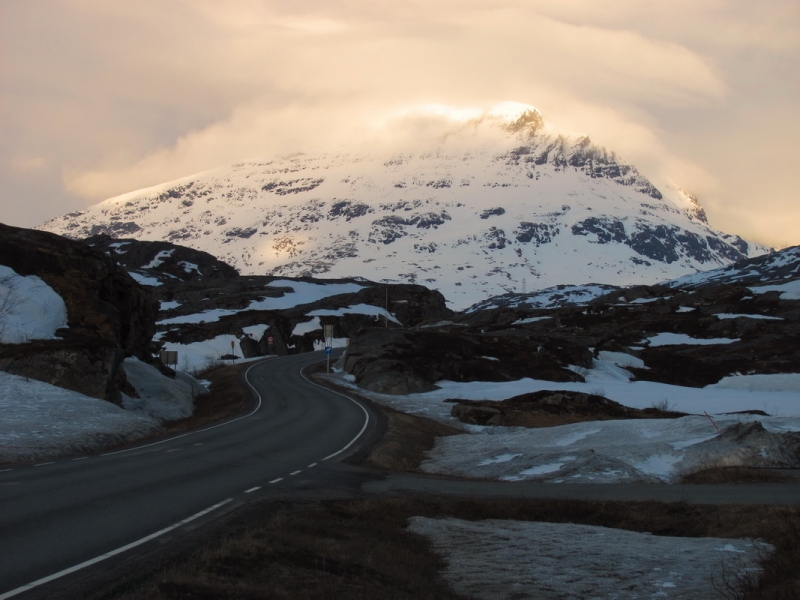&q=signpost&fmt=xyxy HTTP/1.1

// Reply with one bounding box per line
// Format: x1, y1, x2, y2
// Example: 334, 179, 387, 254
159, 350, 178, 368
323, 324, 334, 372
